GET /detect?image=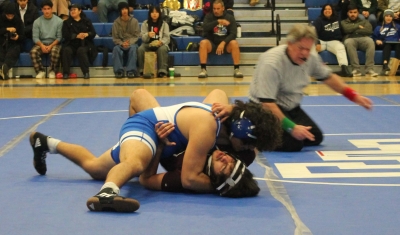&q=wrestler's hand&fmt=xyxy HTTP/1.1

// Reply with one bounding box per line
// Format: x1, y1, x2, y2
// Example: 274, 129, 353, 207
291, 125, 315, 141
155, 122, 176, 146
353, 95, 373, 110
212, 103, 233, 122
